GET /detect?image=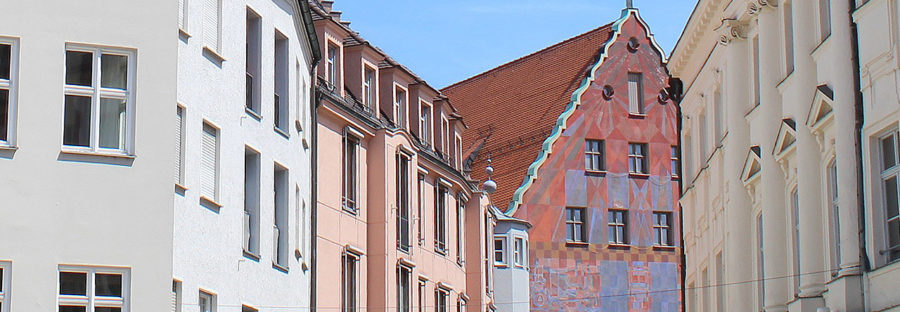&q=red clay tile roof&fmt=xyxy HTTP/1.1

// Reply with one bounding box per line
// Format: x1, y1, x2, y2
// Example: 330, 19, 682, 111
442, 23, 615, 209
